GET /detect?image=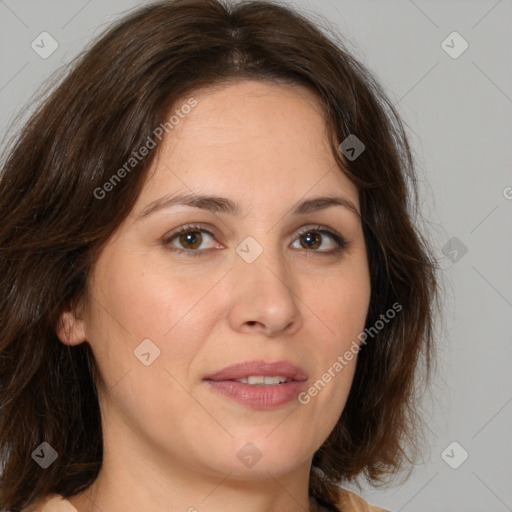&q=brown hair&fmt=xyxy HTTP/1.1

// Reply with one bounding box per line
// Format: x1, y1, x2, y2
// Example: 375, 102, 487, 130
0, 0, 439, 509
